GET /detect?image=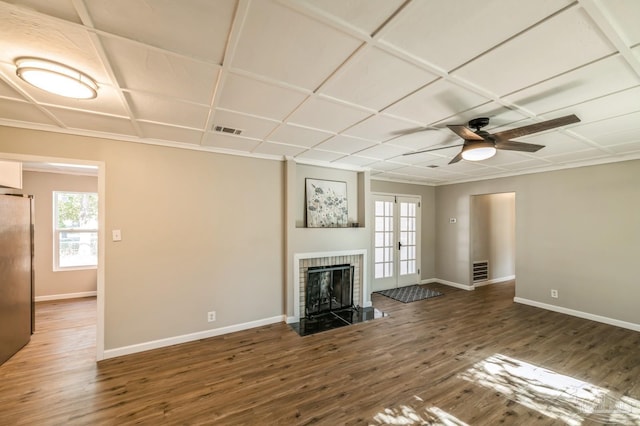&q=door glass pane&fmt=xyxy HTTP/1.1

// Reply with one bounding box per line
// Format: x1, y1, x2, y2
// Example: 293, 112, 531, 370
374, 200, 394, 279
399, 201, 418, 276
